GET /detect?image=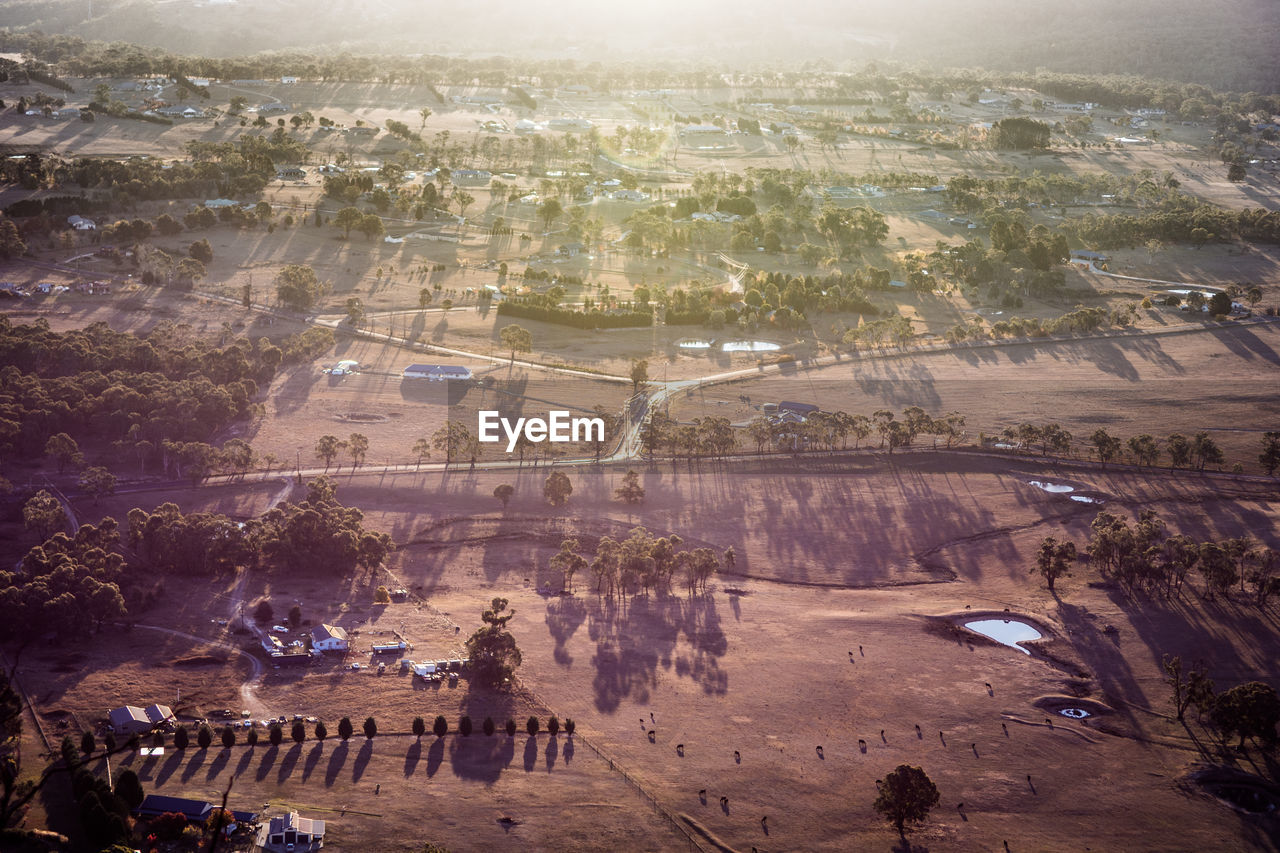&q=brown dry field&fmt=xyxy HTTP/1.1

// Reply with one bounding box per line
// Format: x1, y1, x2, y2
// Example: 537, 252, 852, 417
14, 453, 1276, 851
6, 77, 1280, 851
671, 320, 1280, 475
